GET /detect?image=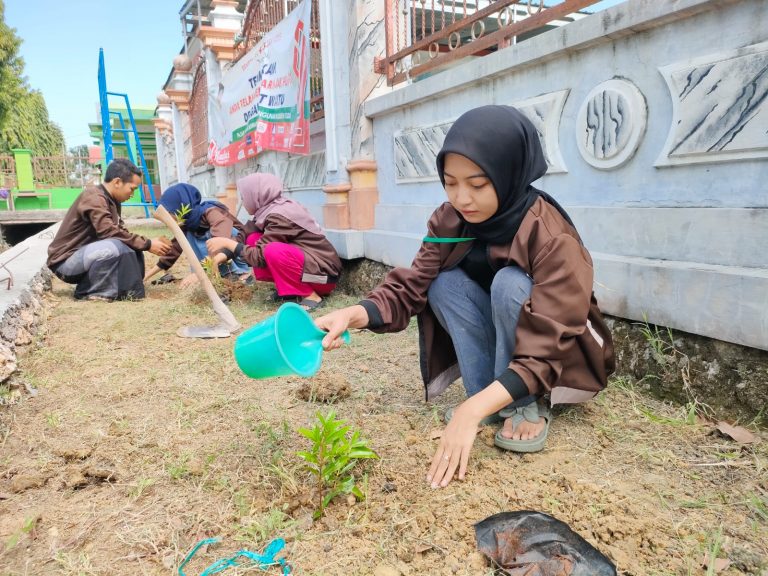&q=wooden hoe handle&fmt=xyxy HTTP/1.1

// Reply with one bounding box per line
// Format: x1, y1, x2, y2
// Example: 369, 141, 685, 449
153, 205, 240, 332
